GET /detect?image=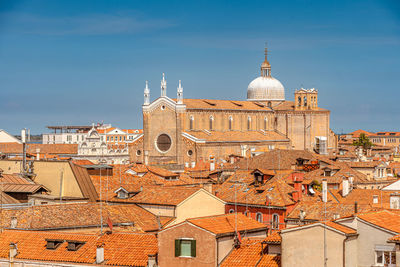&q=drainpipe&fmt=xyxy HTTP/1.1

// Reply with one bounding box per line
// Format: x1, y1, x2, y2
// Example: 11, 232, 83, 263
342, 236, 349, 267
